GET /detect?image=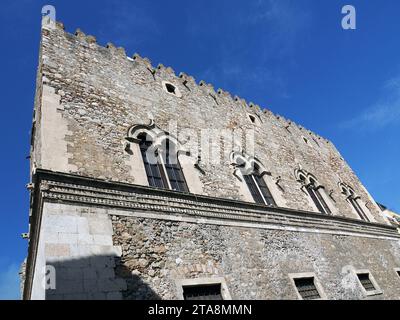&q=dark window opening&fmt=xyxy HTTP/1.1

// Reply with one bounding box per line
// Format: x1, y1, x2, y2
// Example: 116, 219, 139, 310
244, 174, 264, 204
357, 273, 376, 292
299, 175, 307, 183
162, 139, 189, 192
139, 134, 188, 192
248, 114, 256, 124
165, 83, 176, 94
397, 271, 400, 278
243, 166, 276, 206
306, 179, 331, 215
183, 284, 223, 300
139, 134, 168, 189
294, 277, 321, 300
